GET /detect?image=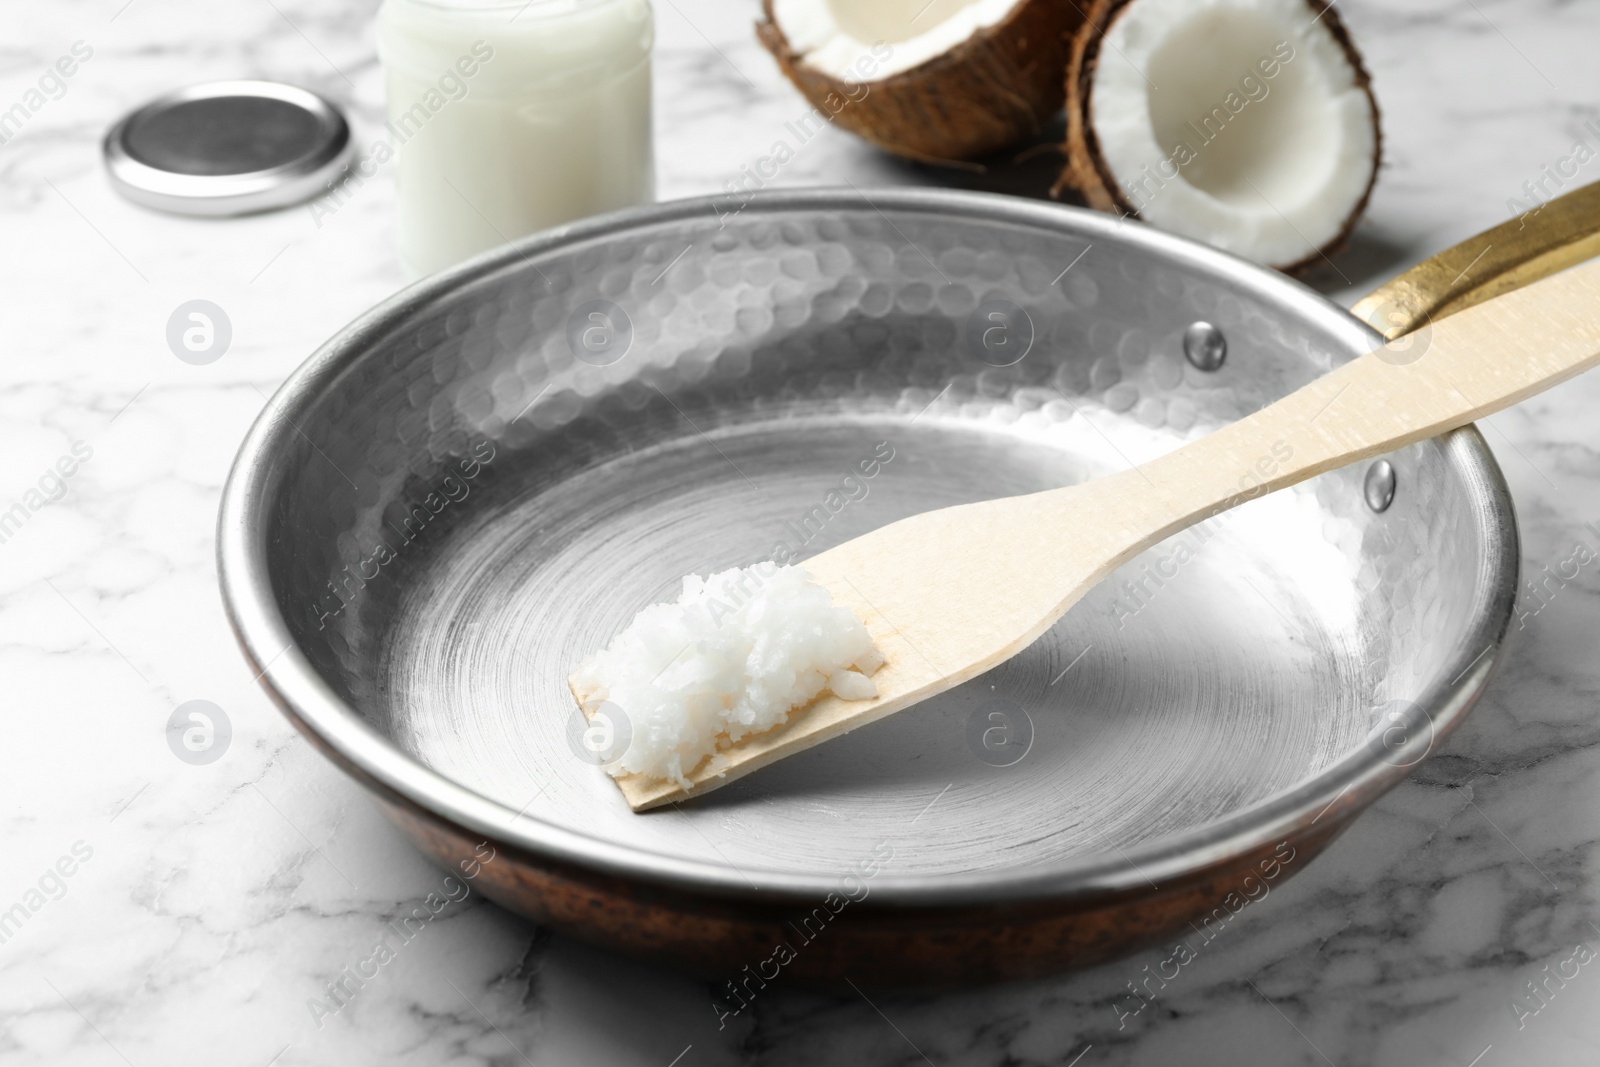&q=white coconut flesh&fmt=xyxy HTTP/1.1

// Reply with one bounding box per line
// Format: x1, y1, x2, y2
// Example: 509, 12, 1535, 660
771, 0, 1029, 80
1090, 0, 1377, 267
